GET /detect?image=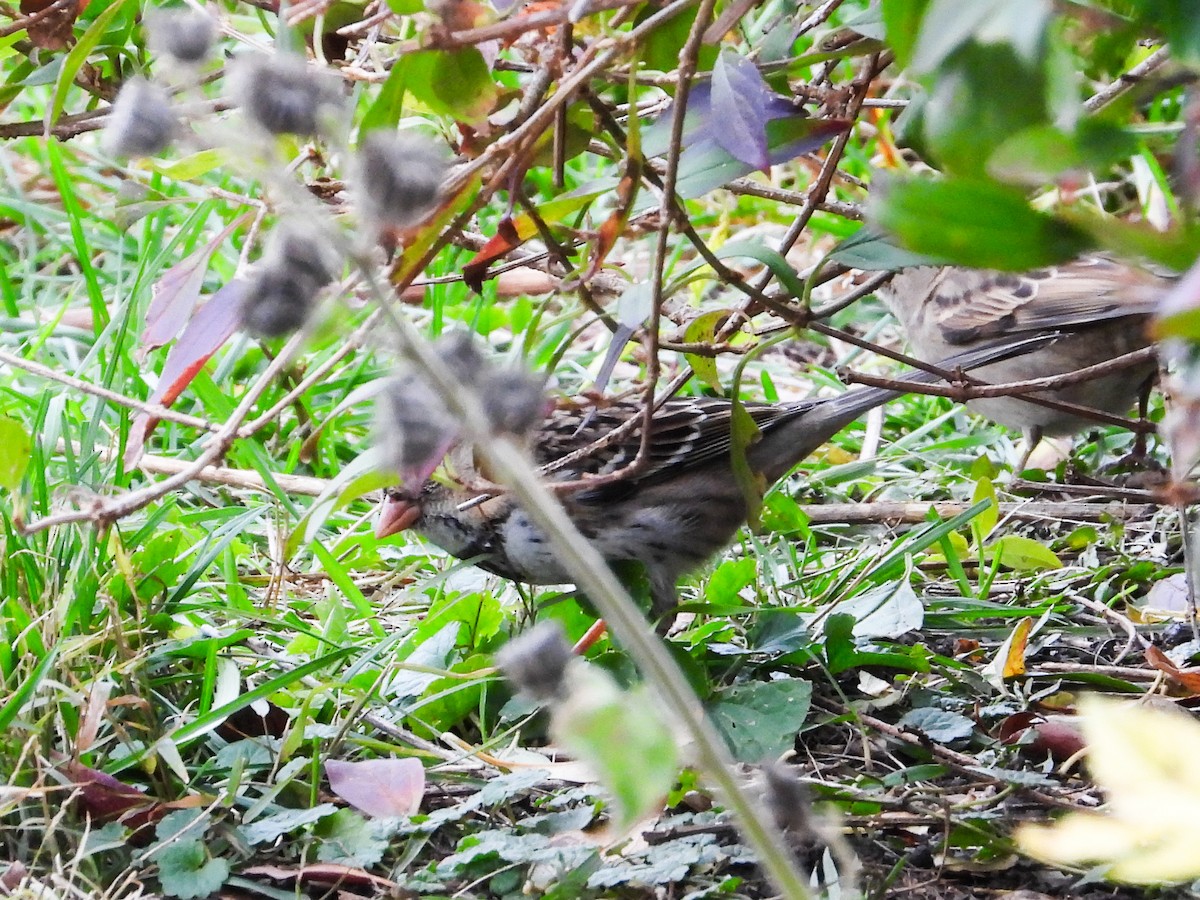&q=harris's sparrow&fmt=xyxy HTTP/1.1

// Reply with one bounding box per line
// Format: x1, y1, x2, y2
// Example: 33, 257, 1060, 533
376, 338, 1054, 618
878, 256, 1165, 445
